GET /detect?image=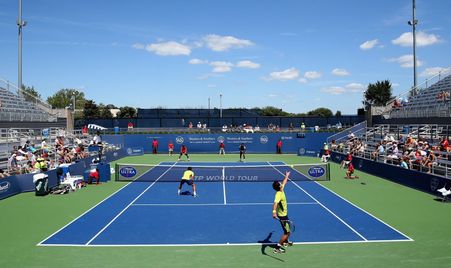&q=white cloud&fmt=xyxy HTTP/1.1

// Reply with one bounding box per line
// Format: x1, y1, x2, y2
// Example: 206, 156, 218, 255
268, 94, 278, 98
298, 78, 308, 84
322, 86, 346, 95
210, 61, 234, 73
304, 71, 322, 79
236, 60, 260, 69
202, 34, 254, 52
392, 31, 441, 47
331, 68, 350, 76
345, 83, 365, 92
267, 68, 300, 81
420, 67, 448, 77
360, 39, 379, 50
388, 54, 423, 68
207, 84, 217, 88
132, 43, 145, 49
321, 83, 365, 95
146, 41, 191, 56
189, 58, 208, 64
392, 83, 400, 87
